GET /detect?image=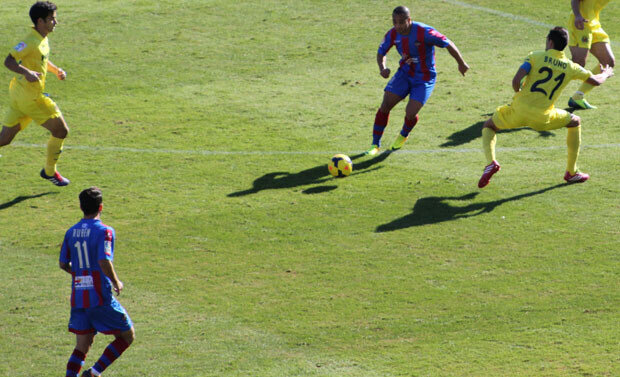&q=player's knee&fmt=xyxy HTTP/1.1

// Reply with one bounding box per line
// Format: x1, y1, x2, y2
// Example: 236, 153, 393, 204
379, 104, 392, 113
483, 118, 498, 131
567, 115, 581, 128
53, 124, 69, 138
405, 106, 420, 119
122, 327, 135, 345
